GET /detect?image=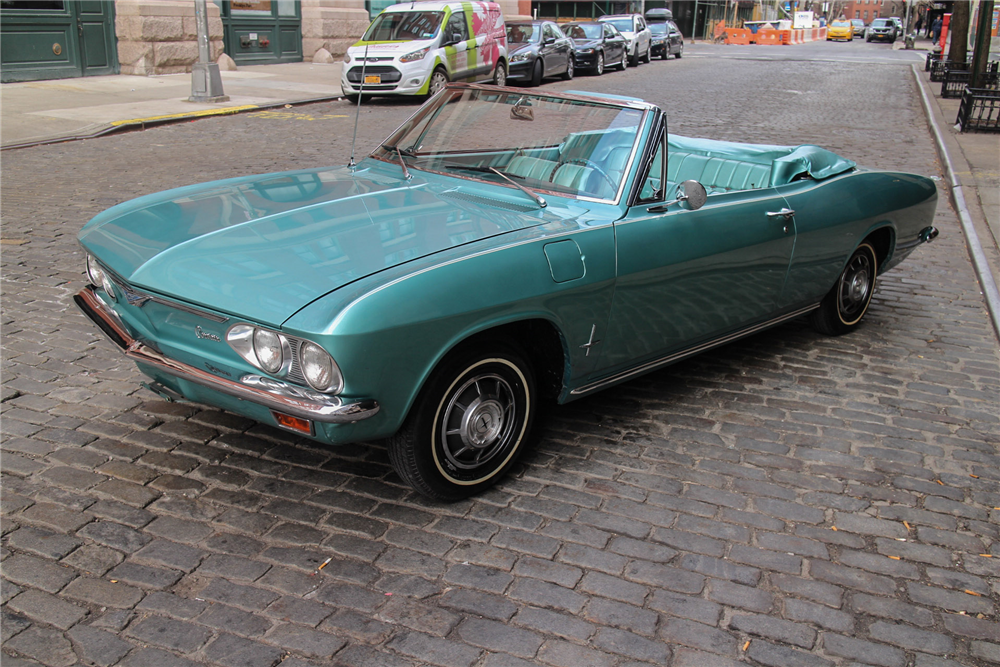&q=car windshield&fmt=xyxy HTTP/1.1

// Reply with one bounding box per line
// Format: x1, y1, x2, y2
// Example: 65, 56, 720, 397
566, 24, 602, 39
507, 23, 540, 43
831, 20, 850, 27
603, 18, 634, 33
649, 23, 667, 34
375, 87, 645, 201
872, 19, 891, 27
363, 11, 443, 41
852, 20, 864, 25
